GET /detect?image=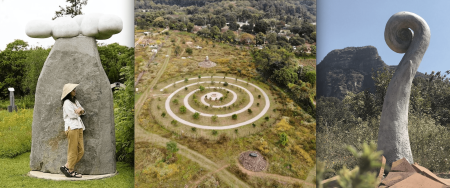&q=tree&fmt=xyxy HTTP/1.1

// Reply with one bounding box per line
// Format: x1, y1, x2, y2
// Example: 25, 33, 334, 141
179, 105, 187, 114
232, 114, 238, 120
153, 17, 165, 28
199, 85, 205, 92
212, 130, 218, 135
248, 109, 252, 114
240, 33, 254, 45
0, 39, 29, 98
254, 20, 269, 34
255, 32, 266, 45
161, 112, 166, 117
223, 82, 228, 86
223, 30, 236, 43
171, 119, 178, 125
53, 0, 88, 20
172, 99, 179, 105
22, 46, 50, 98
210, 26, 221, 40
193, 112, 200, 119
174, 45, 182, 56
185, 48, 193, 55
187, 22, 194, 32
271, 67, 298, 86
